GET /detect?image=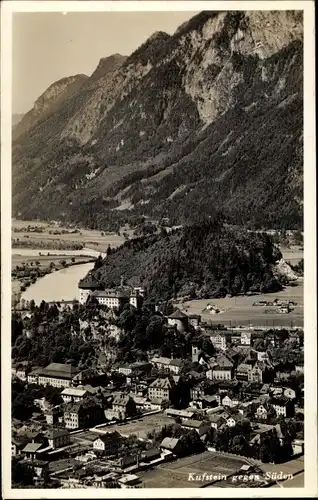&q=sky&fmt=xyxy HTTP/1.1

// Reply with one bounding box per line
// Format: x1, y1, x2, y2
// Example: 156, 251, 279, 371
12, 11, 198, 114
